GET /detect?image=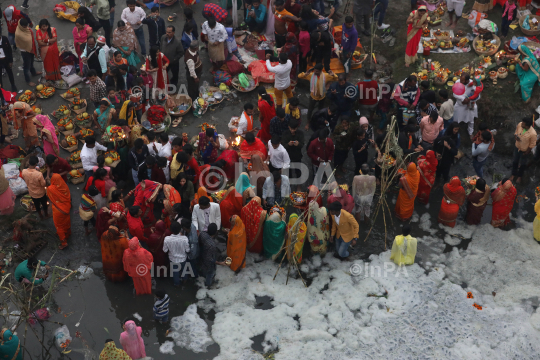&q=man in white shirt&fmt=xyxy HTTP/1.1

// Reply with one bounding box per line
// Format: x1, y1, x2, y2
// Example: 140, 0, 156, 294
121, 0, 147, 56
80, 136, 107, 178
163, 222, 191, 285
266, 53, 293, 107
201, 16, 228, 70
262, 171, 291, 207
192, 196, 221, 232
147, 132, 162, 156
157, 132, 172, 158
237, 103, 256, 137
267, 136, 290, 173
